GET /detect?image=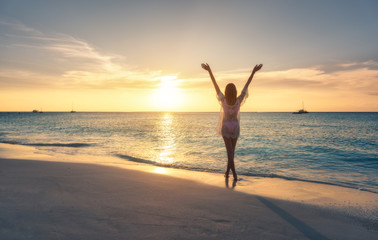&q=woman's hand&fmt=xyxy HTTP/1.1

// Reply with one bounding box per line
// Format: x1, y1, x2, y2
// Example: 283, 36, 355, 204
202, 63, 221, 95
201, 63, 211, 72
252, 64, 263, 73
243, 64, 263, 90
